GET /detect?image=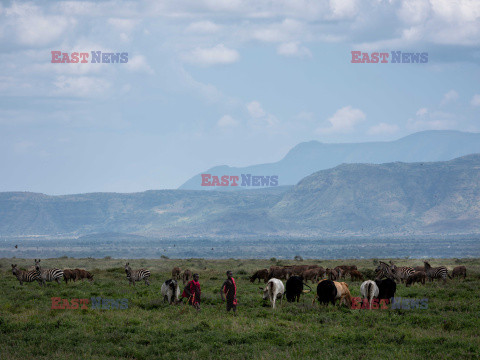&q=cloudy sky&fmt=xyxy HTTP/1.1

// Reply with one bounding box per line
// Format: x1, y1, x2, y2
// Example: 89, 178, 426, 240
1, 0, 479, 194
